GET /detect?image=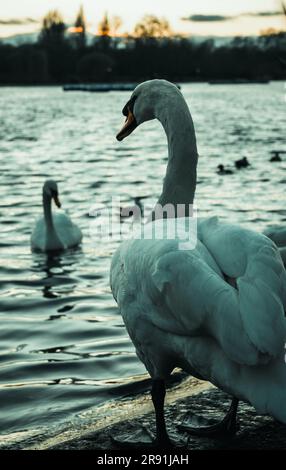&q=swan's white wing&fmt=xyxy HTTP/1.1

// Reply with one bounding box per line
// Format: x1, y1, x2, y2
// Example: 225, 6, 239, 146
264, 225, 286, 248
111, 217, 286, 374
53, 212, 83, 249
198, 217, 286, 357
31, 212, 82, 251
